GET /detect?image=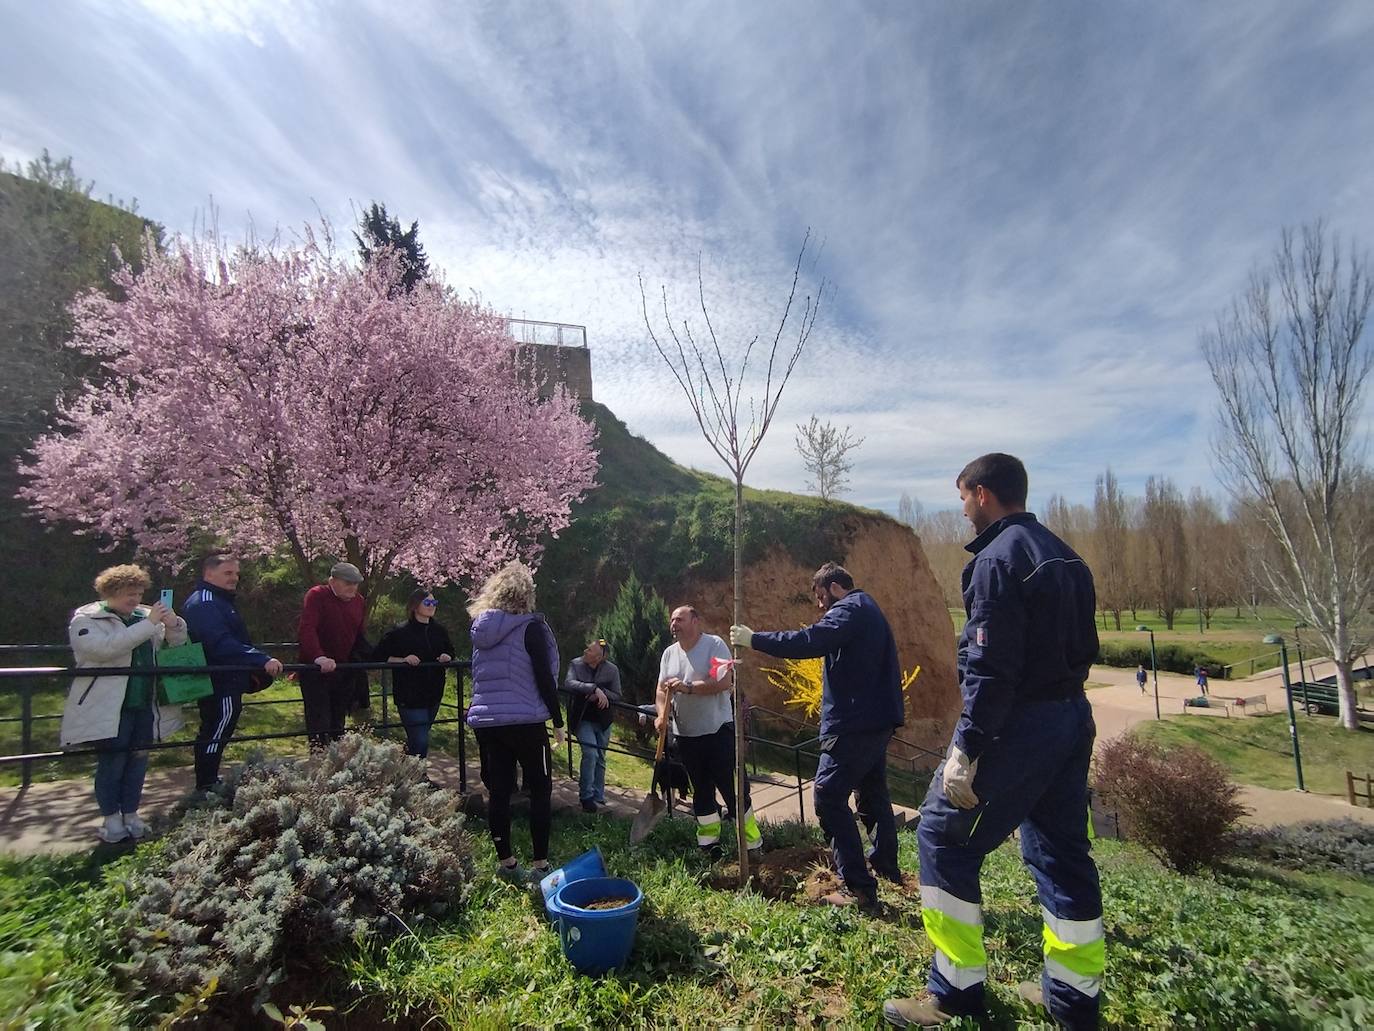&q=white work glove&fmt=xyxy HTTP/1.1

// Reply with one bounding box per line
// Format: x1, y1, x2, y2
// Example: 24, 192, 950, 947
729, 624, 754, 649
942, 745, 980, 810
